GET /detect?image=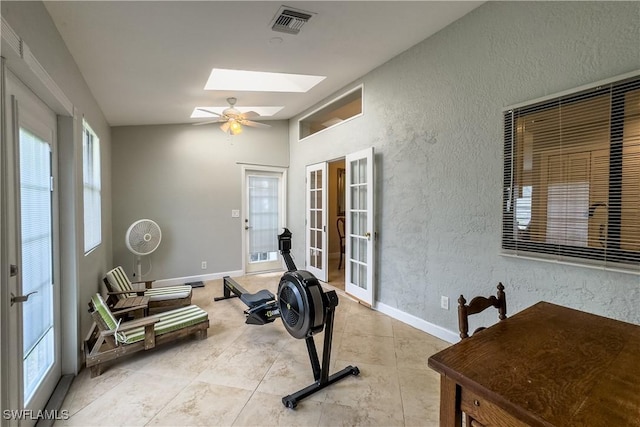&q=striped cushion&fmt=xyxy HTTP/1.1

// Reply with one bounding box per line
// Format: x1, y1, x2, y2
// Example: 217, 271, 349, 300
119, 305, 208, 344
91, 293, 118, 330
105, 266, 134, 298
105, 266, 191, 301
